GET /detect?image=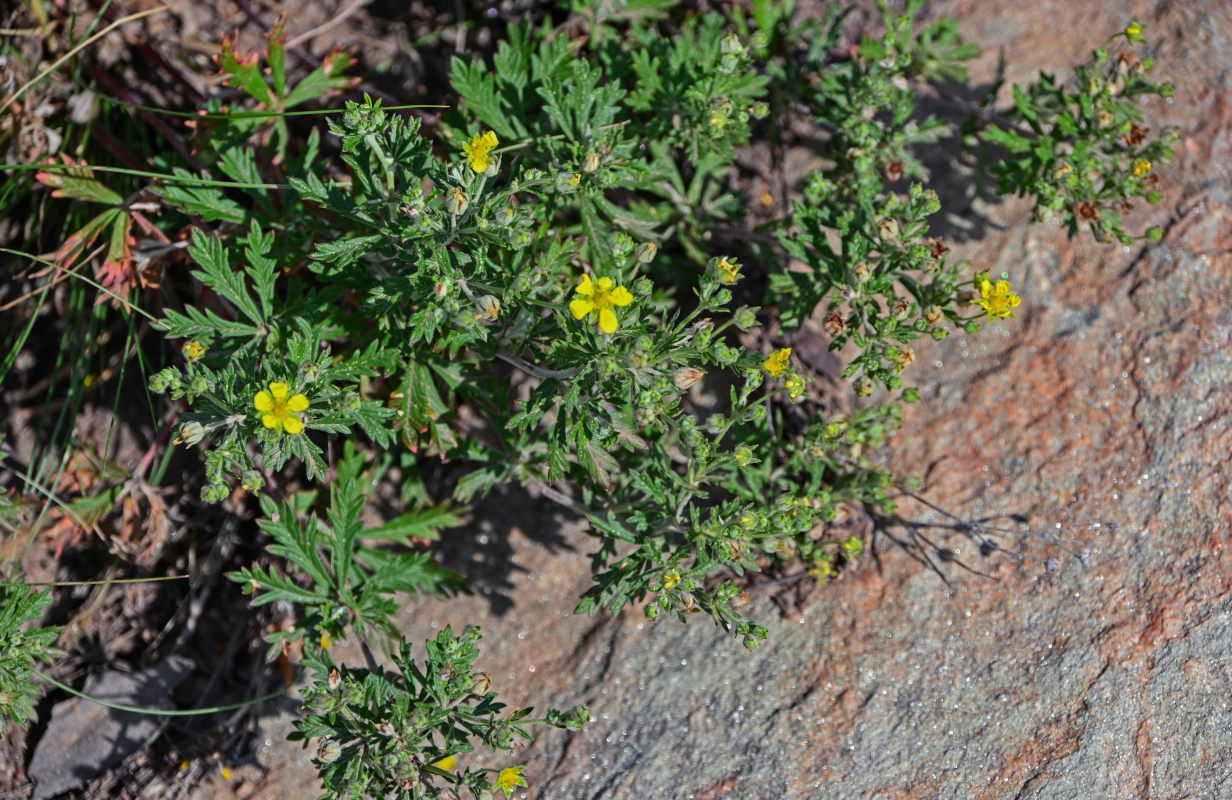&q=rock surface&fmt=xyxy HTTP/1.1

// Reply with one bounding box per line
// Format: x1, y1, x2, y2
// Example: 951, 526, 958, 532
202, 2, 1232, 798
